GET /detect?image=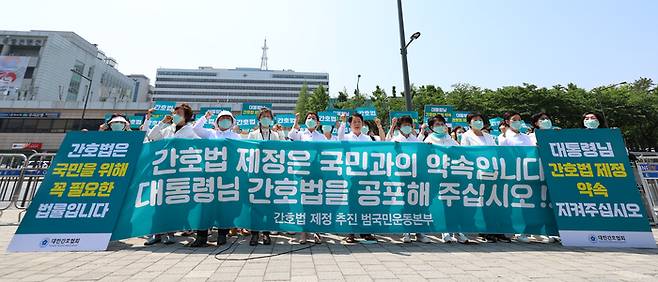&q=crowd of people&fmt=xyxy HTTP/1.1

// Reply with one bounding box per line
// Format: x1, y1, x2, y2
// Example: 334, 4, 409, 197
98, 103, 609, 247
